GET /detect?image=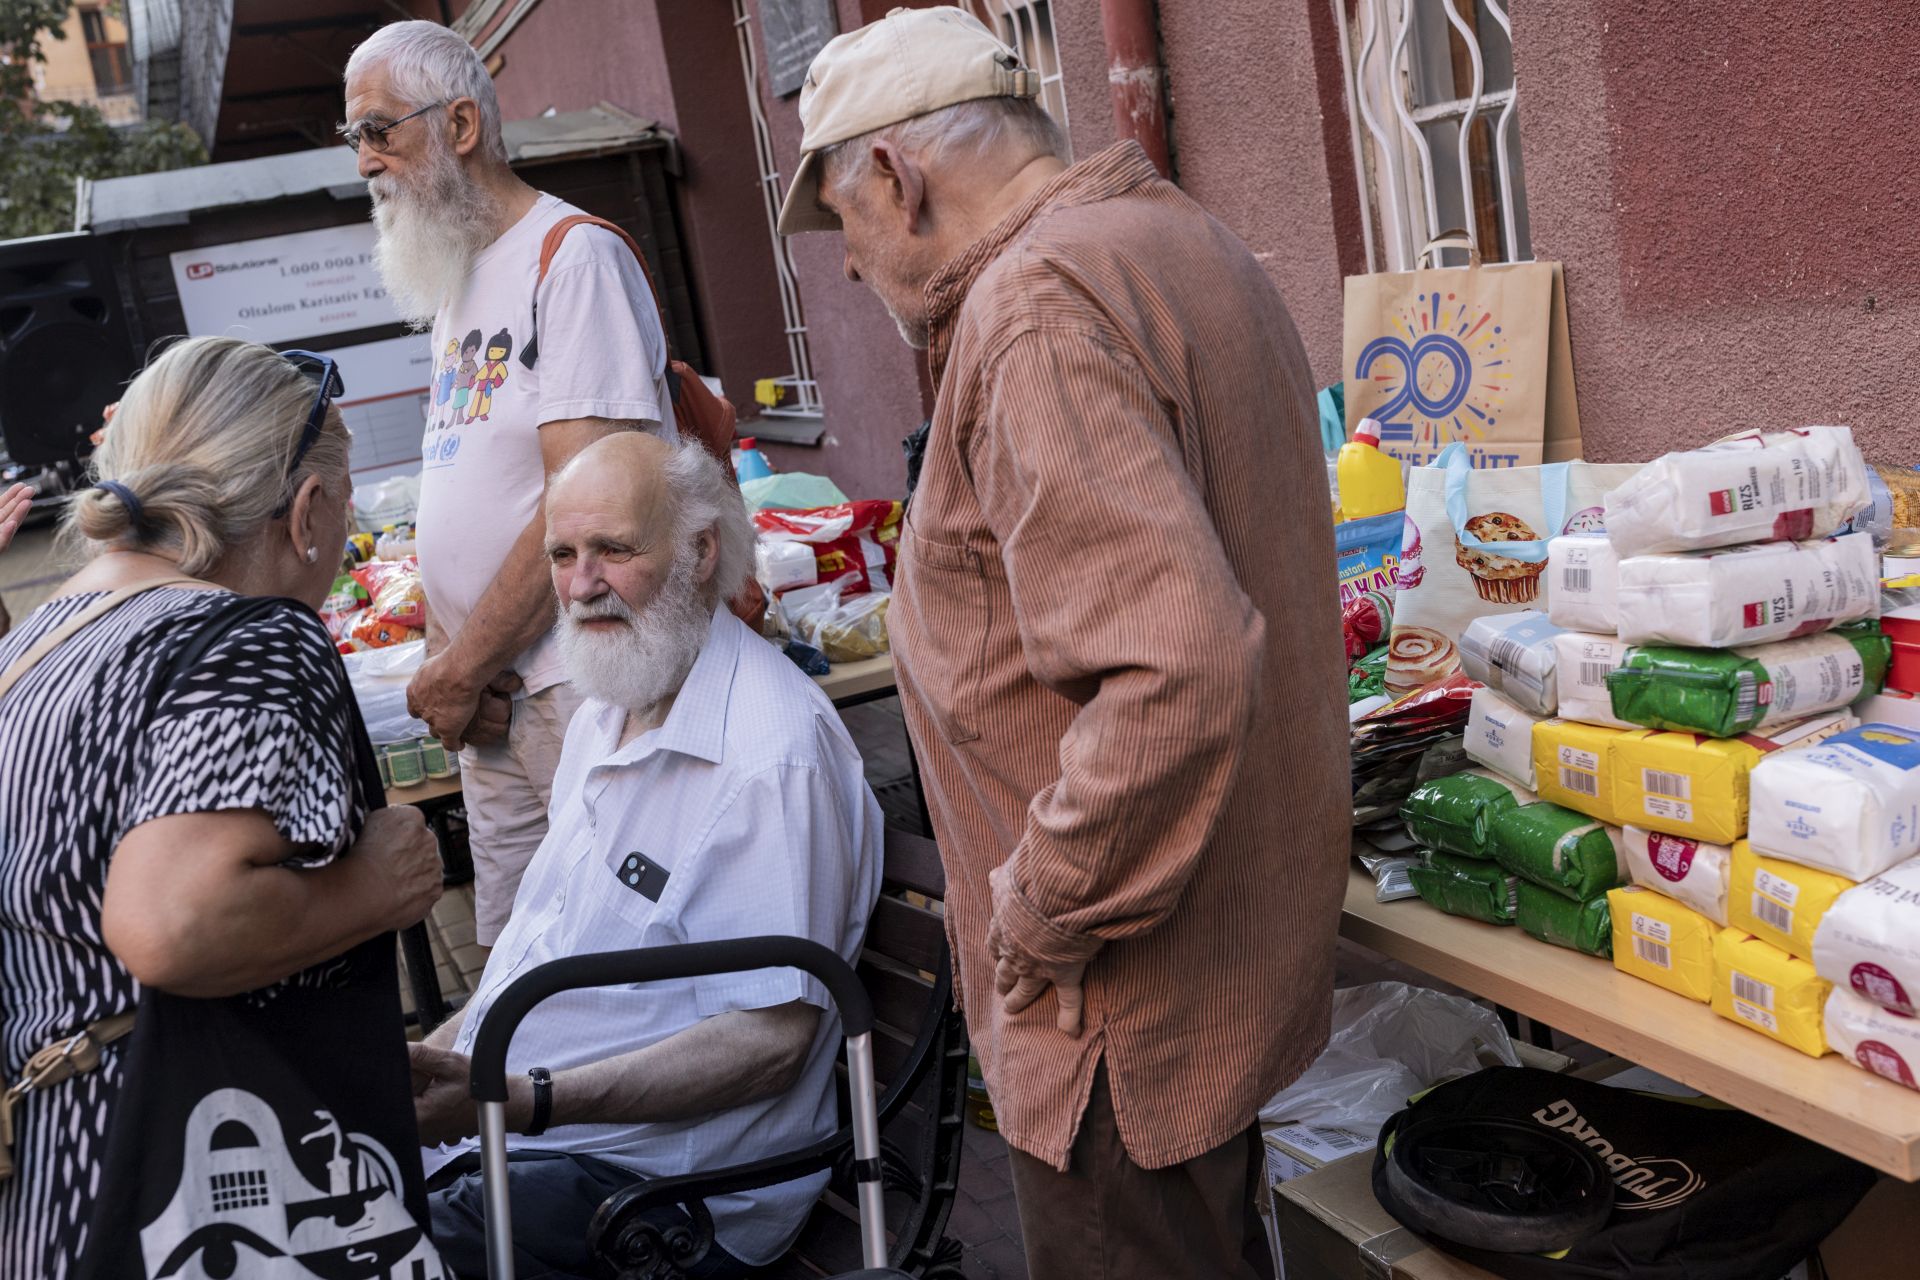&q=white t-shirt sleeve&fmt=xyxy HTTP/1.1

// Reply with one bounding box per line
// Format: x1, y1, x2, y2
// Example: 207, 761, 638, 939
680, 762, 869, 1019
533, 225, 669, 428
